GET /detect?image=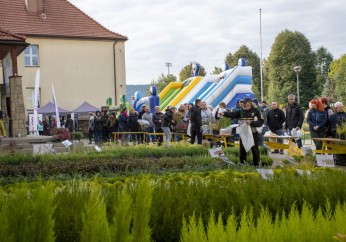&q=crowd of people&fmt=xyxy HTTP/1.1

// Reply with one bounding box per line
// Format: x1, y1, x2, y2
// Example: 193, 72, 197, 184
84, 94, 345, 166
219, 94, 345, 166
36, 114, 75, 136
